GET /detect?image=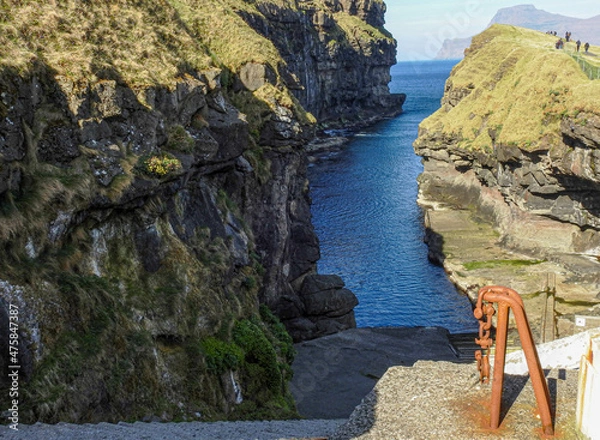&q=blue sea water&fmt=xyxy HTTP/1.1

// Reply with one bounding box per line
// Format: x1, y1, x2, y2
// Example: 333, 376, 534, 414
307, 60, 477, 333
